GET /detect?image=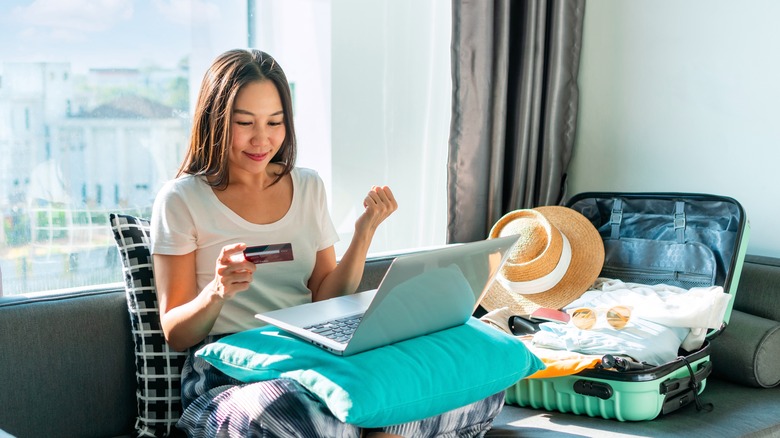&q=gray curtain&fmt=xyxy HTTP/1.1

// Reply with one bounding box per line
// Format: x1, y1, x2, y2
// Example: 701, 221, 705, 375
448, 0, 586, 243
